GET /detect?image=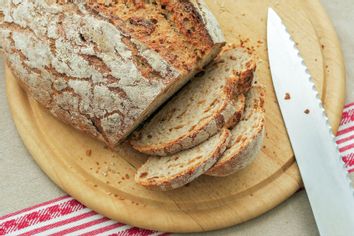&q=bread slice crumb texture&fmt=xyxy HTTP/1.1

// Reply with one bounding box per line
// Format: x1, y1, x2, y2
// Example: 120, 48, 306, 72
130, 46, 255, 156
135, 128, 231, 191
206, 86, 265, 177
